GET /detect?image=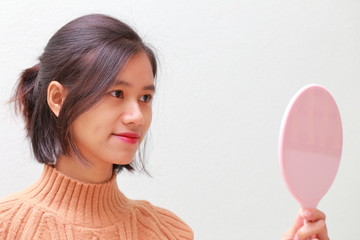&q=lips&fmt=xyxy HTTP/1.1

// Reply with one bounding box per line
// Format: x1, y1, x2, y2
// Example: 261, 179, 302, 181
112, 132, 140, 144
